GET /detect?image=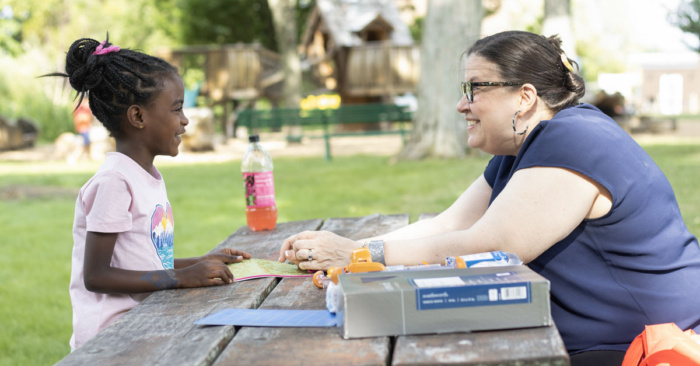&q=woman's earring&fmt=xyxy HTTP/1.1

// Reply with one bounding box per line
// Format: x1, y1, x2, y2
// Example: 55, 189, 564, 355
512, 110, 530, 136
139, 125, 144, 129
